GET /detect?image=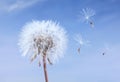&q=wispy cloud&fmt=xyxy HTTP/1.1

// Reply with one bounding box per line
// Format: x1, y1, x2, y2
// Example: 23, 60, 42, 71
0, 0, 45, 12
